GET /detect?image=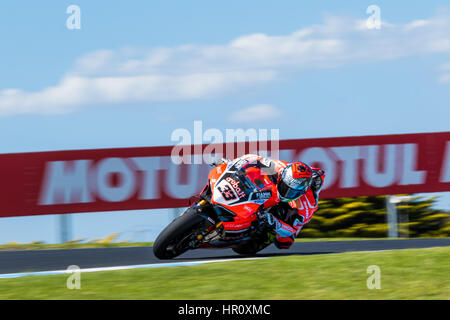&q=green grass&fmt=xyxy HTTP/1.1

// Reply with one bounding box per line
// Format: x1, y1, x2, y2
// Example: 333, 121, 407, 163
0, 247, 448, 299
